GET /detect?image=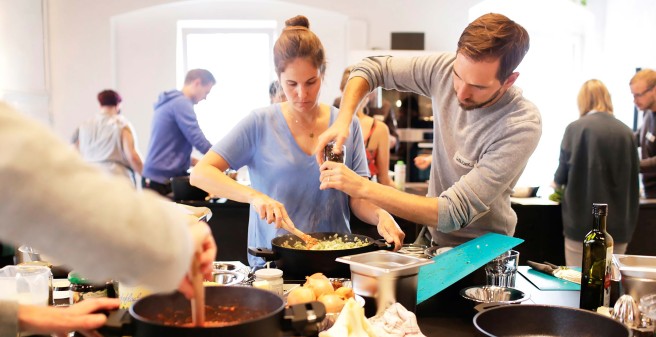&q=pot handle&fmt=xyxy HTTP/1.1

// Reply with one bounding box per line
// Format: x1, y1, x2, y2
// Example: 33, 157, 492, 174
282, 301, 327, 335
374, 238, 394, 251
96, 309, 134, 337
247, 247, 280, 260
